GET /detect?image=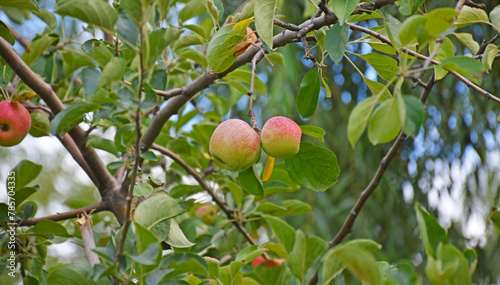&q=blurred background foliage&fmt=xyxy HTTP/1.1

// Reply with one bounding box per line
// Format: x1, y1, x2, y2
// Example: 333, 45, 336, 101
0, 0, 499, 283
